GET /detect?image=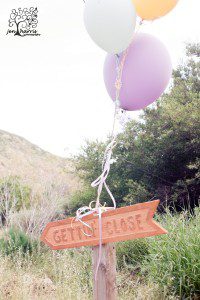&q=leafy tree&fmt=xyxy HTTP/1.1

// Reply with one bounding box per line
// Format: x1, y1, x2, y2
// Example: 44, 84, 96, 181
70, 44, 200, 212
